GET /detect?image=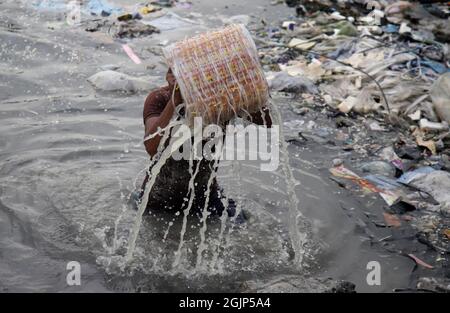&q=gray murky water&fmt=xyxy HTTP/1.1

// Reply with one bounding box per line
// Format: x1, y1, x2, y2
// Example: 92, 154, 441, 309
0, 0, 415, 292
